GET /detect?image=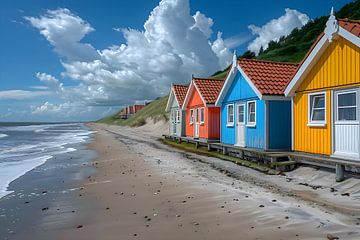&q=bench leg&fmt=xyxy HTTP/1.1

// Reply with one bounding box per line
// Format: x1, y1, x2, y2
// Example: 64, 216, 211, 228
335, 164, 345, 182
207, 144, 211, 151
195, 142, 199, 149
